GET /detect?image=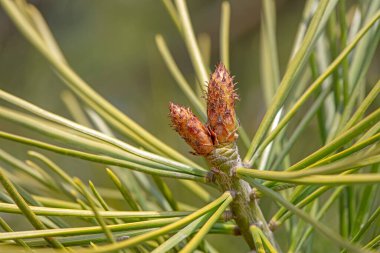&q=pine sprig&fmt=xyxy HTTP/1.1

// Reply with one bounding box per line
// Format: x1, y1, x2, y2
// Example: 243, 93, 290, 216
0, 0, 378, 252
